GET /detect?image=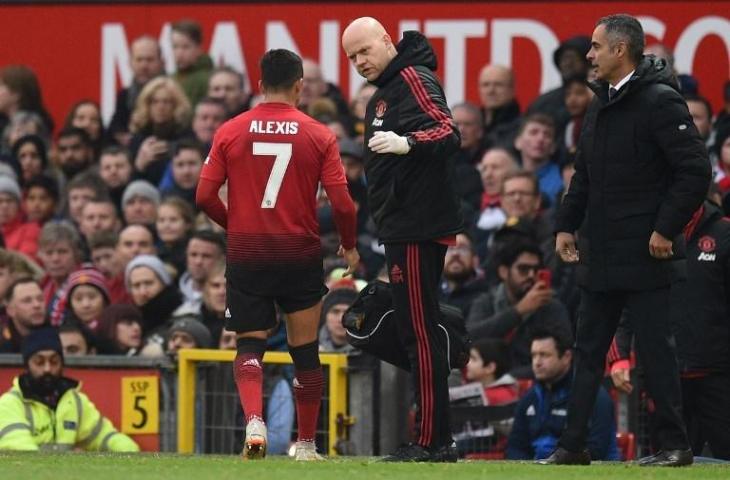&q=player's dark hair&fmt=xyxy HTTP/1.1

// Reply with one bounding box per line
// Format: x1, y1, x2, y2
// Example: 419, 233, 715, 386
260, 49, 303, 92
